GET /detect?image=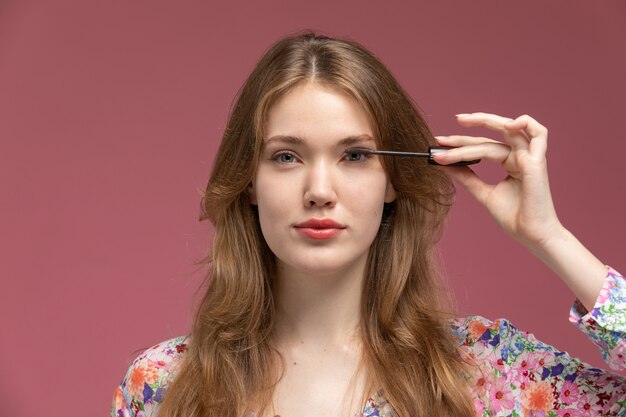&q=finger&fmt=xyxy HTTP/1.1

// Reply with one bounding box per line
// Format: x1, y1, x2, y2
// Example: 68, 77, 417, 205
504, 114, 548, 158
435, 135, 501, 147
505, 114, 548, 138
456, 113, 529, 151
455, 112, 514, 132
445, 166, 493, 207
433, 142, 511, 165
